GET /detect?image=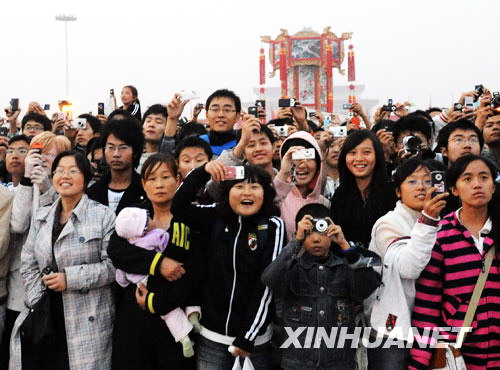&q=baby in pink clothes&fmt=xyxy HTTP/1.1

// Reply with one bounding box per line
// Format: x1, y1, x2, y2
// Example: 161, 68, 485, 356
115, 207, 201, 358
